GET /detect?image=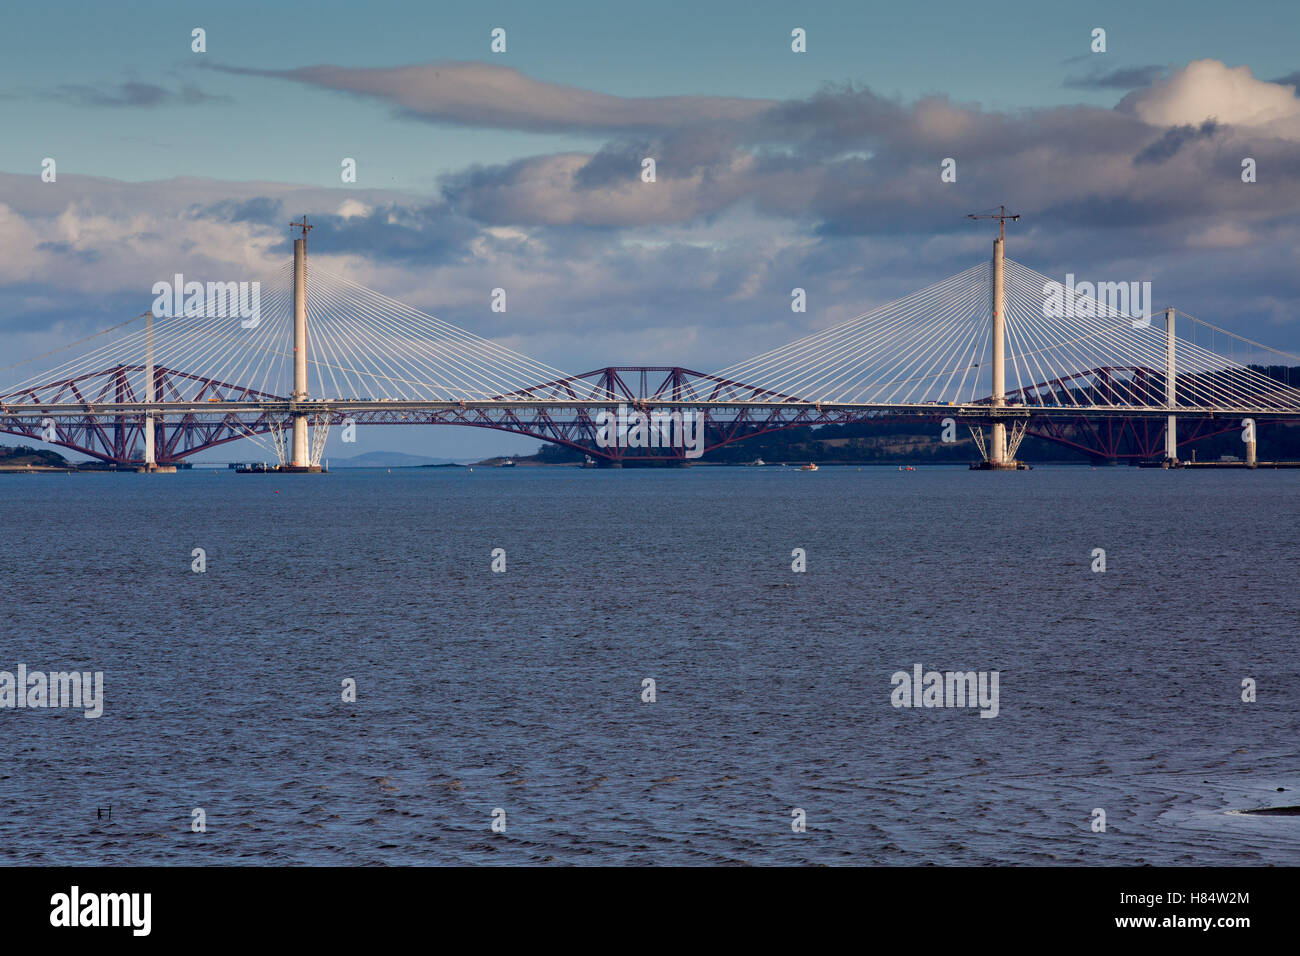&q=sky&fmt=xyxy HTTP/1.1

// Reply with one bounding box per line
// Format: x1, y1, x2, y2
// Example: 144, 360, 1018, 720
3, 0, 1300, 460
